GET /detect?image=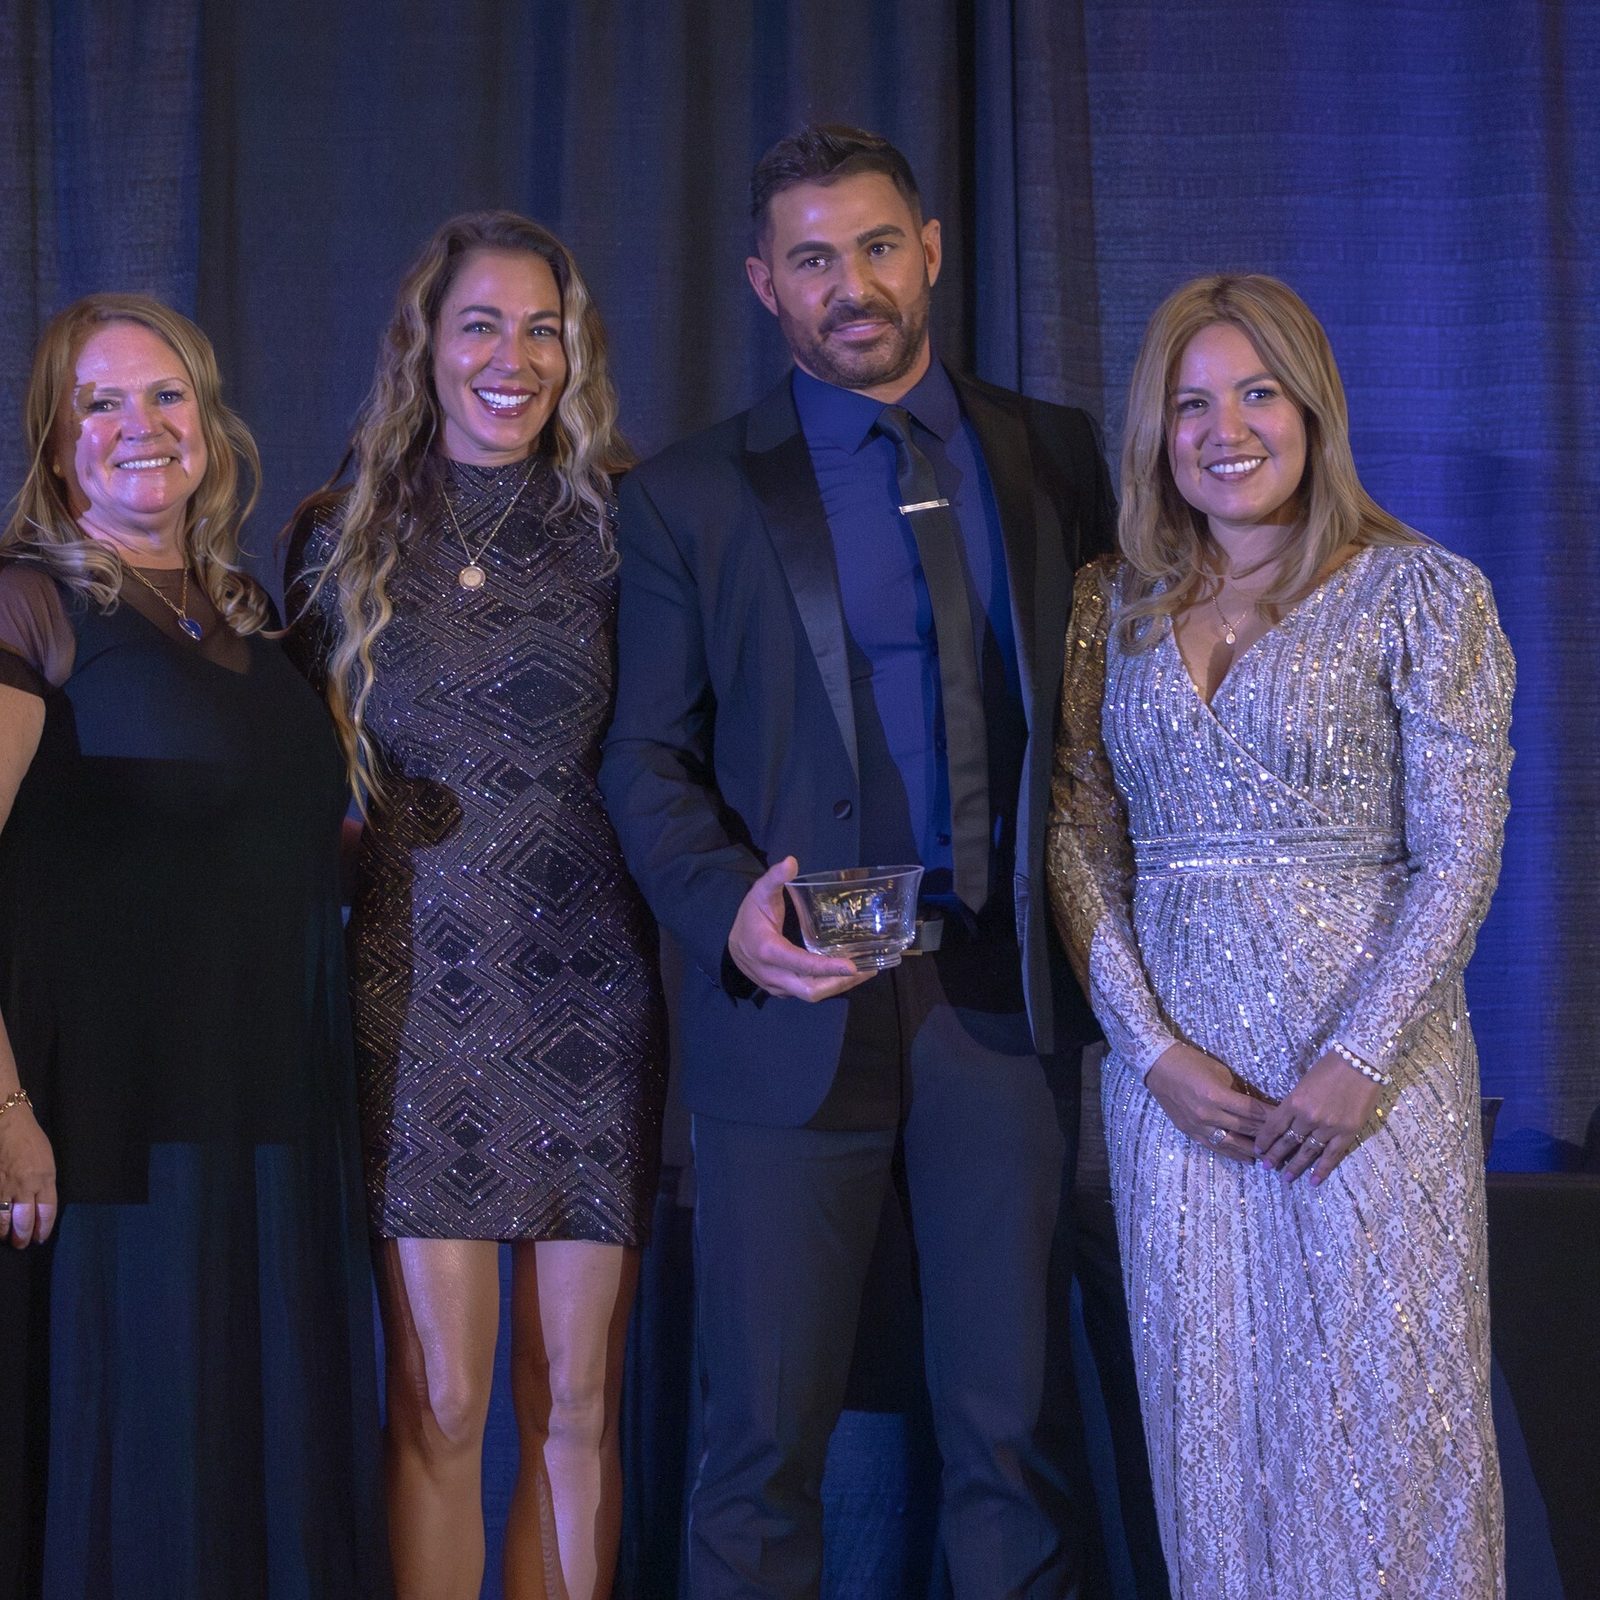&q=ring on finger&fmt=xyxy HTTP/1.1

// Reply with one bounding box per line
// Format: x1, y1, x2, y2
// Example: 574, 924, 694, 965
1304, 1135, 1328, 1152
1280, 1128, 1304, 1145
1209, 1126, 1228, 1147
